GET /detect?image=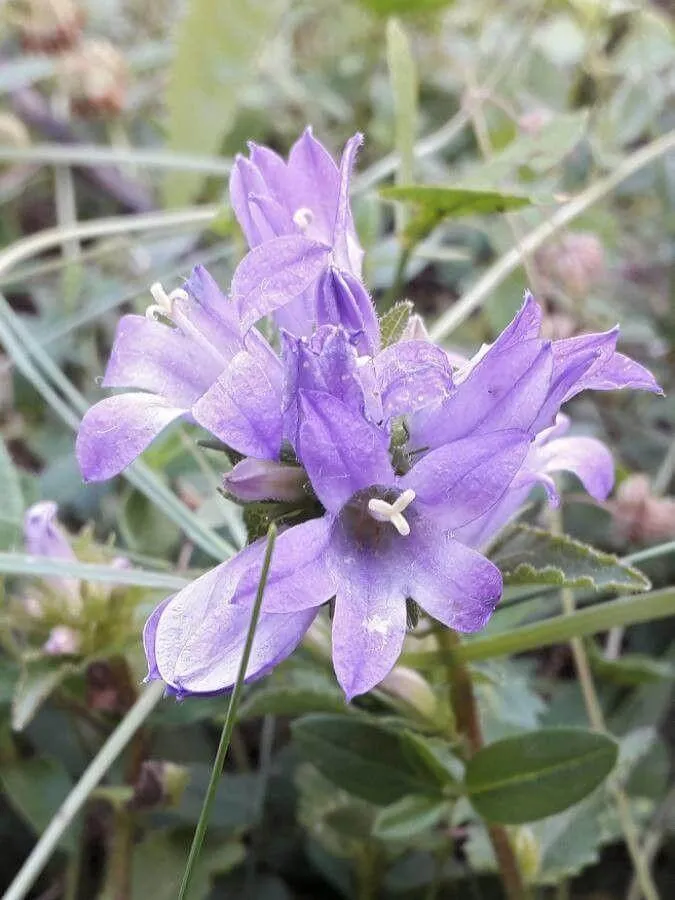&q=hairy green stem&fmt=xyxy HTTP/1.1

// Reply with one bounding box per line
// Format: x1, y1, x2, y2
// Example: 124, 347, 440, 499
178, 525, 277, 900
